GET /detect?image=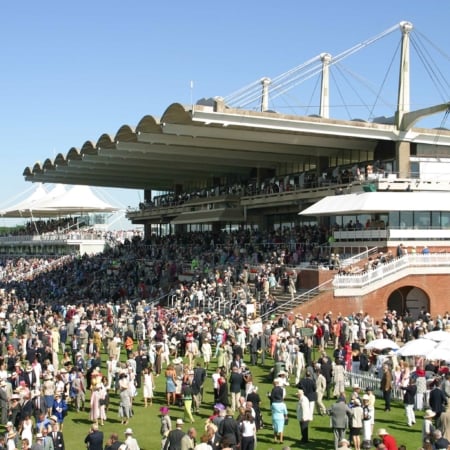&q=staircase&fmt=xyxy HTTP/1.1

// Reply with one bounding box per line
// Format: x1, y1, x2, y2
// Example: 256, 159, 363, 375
260, 279, 333, 320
